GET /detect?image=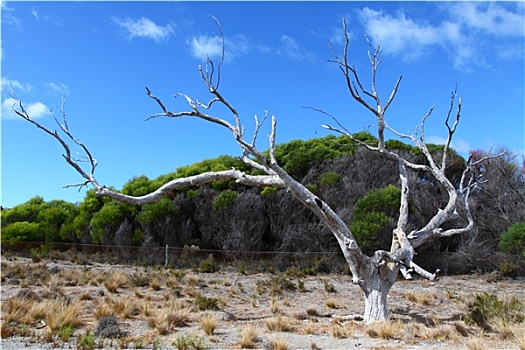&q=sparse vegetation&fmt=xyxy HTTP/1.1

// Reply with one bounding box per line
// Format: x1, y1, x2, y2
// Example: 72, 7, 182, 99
1, 254, 523, 349
195, 294, 219, 311
239, 325, 259, 348
200, 312, 217, 335
403, 291, 435, 306
365, 320, 403, 340
265, 316, 294, 332
325, 299, 338, 309
267, 337, 289, 350
321, 279, 336, 293
464, 292, 525, 330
